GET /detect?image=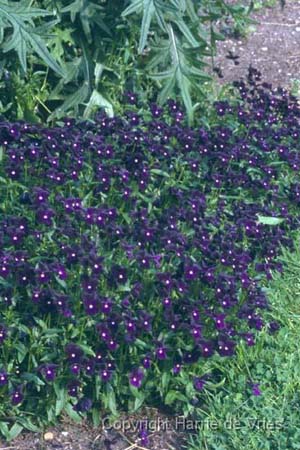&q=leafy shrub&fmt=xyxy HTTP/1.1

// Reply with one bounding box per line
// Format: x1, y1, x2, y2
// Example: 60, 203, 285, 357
0, 0, 252, 122
0, 68, 300, 437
